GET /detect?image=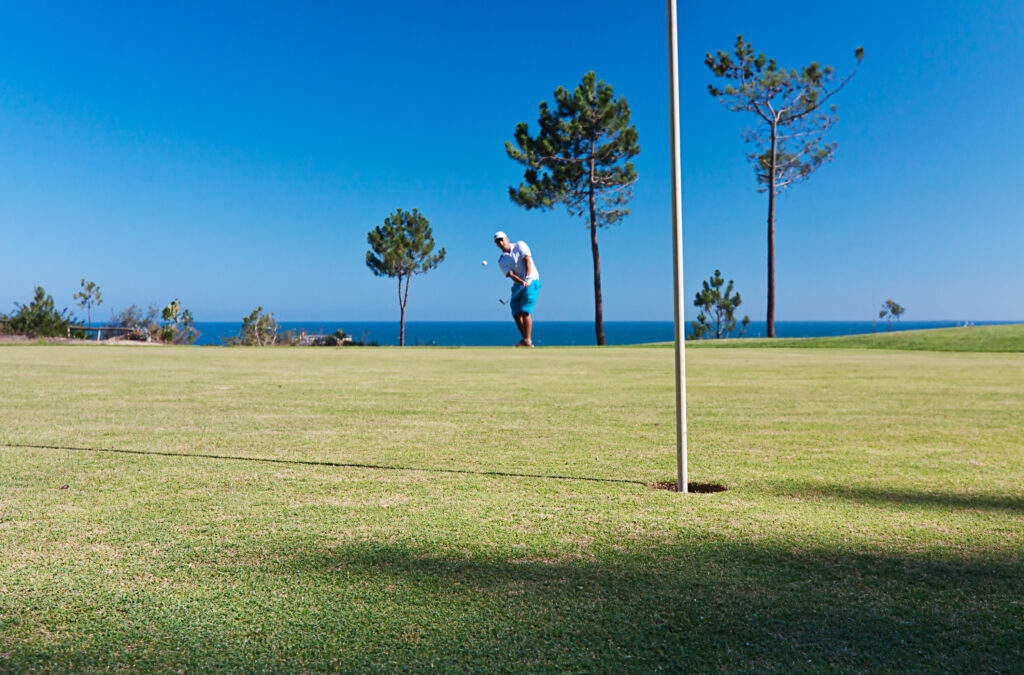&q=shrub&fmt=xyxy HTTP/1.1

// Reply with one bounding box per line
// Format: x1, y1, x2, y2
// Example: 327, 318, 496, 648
313, 329, 351, 346
109, 304, 161, 341
7, 287, 76, 337
226, 307, 280, 346
159, 299, 199, 344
